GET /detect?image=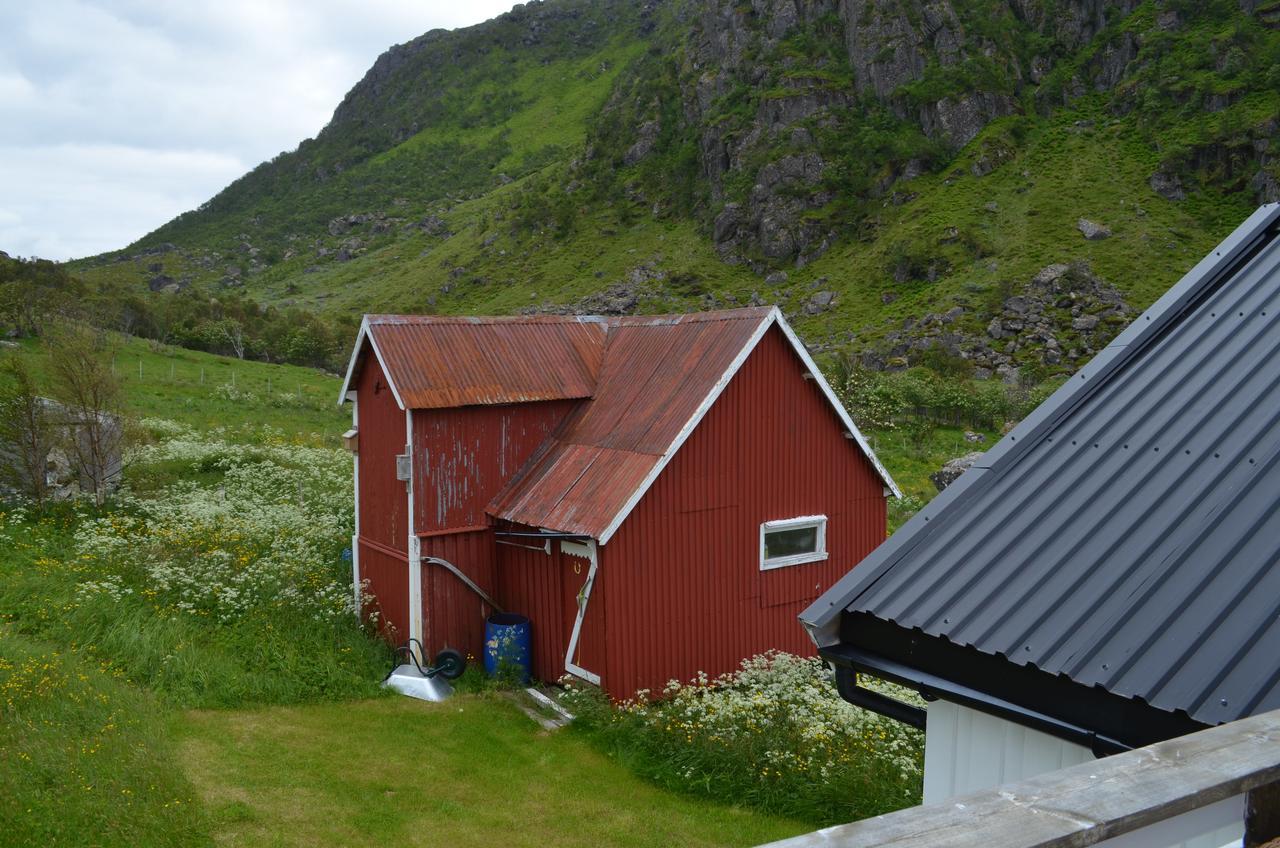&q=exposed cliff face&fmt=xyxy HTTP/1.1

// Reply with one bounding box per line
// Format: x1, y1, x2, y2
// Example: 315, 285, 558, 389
593, 0, 1274, 267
